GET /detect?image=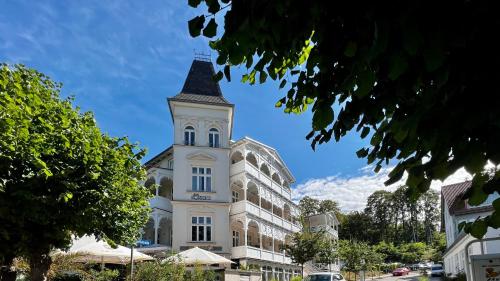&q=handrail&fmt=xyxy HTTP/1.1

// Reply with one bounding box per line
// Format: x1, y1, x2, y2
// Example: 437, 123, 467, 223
464, 237, 500, 281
